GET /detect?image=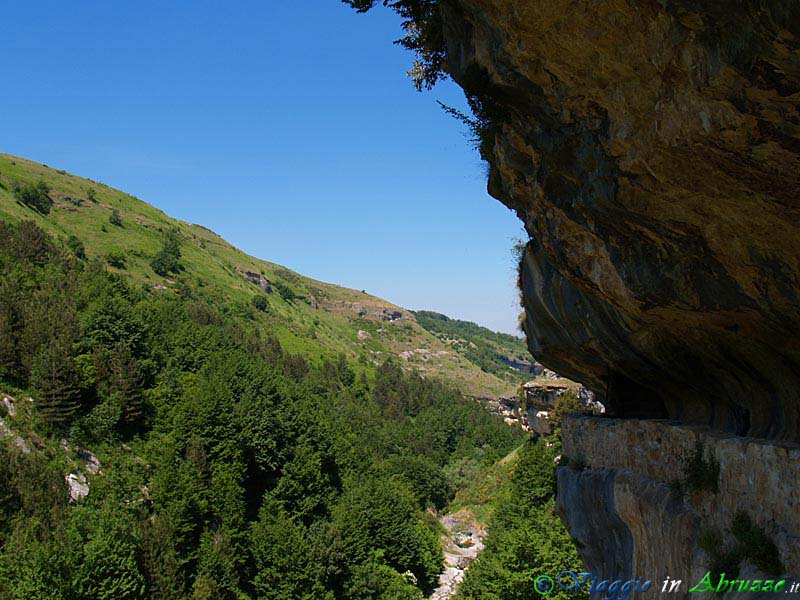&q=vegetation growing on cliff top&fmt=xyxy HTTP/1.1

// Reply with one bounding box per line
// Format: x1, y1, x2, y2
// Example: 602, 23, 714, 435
342, 0, 446, 91
678, 442, 720, 494
342, 1, 507, 169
